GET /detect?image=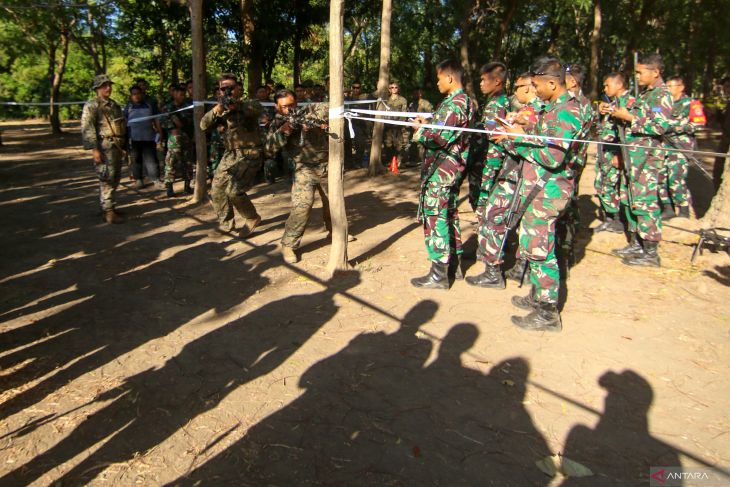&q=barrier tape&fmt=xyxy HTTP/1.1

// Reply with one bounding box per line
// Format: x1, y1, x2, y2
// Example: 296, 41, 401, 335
344, 111, 730, 160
